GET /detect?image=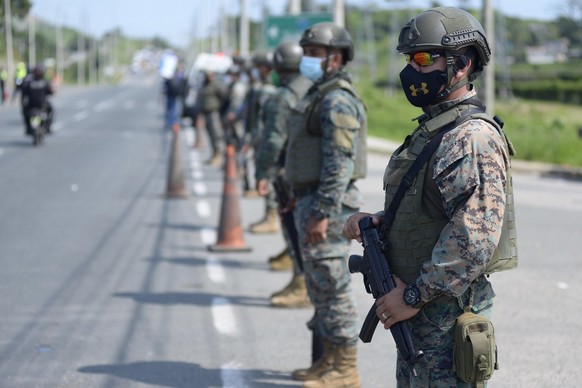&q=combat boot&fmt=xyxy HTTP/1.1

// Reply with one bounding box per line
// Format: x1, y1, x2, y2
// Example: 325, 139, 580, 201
249, 208, 280, 234
205, 151, 222, 166
302, 345, 360, 388
292, 339, 335, 381
270, 274, 311, 308
269, 248, 293, 271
